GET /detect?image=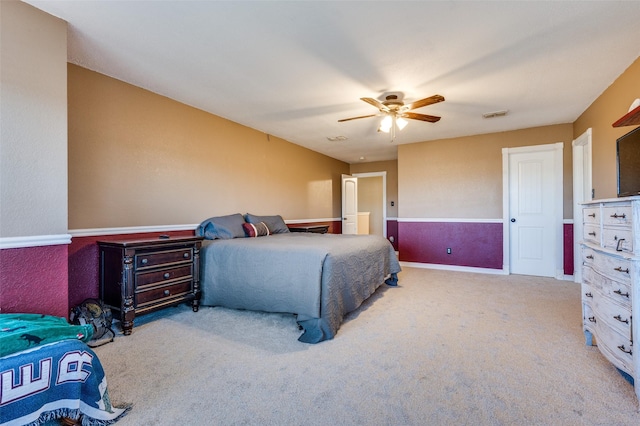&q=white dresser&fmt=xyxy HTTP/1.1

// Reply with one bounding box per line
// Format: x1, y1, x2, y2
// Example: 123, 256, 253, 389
581, 196, 640, 399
